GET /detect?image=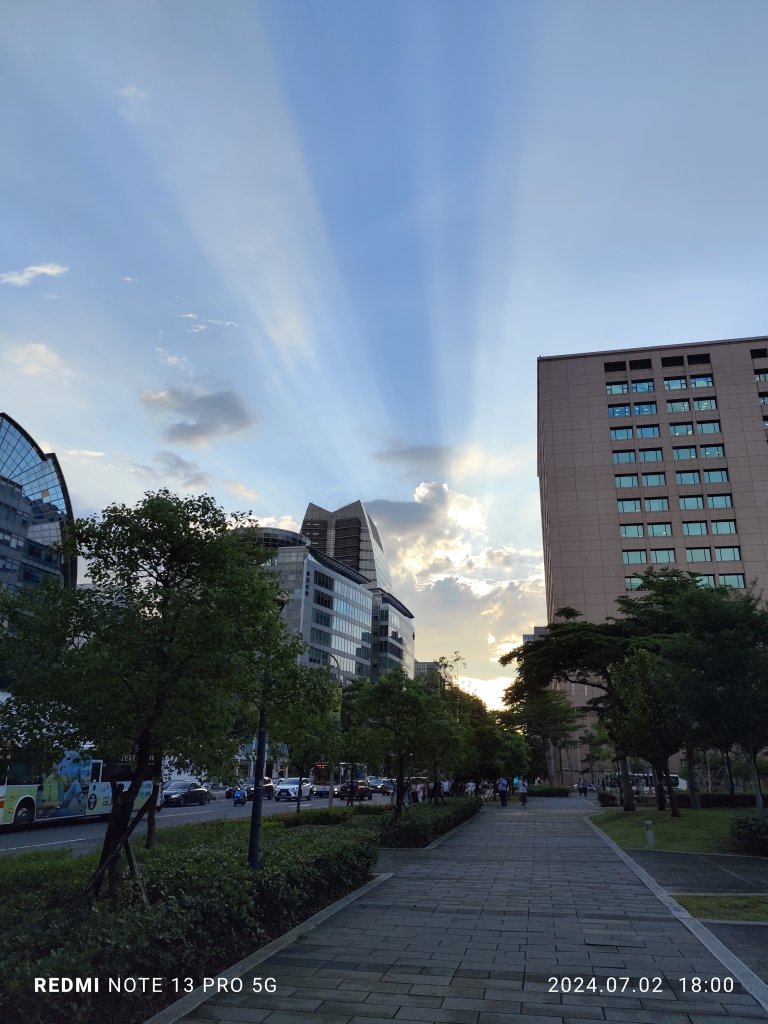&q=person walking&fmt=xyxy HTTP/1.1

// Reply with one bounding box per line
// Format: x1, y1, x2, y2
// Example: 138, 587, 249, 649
578, 777, 588, 798
497, 775, 509, 807
518, 778, 528, 807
